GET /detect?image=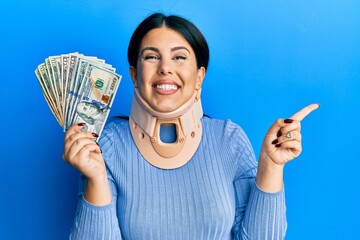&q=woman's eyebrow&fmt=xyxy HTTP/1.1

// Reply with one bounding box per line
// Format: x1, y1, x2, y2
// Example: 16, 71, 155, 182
140, 47, 159, 55
140, 46, 191, 54
171, 46, 190, 53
